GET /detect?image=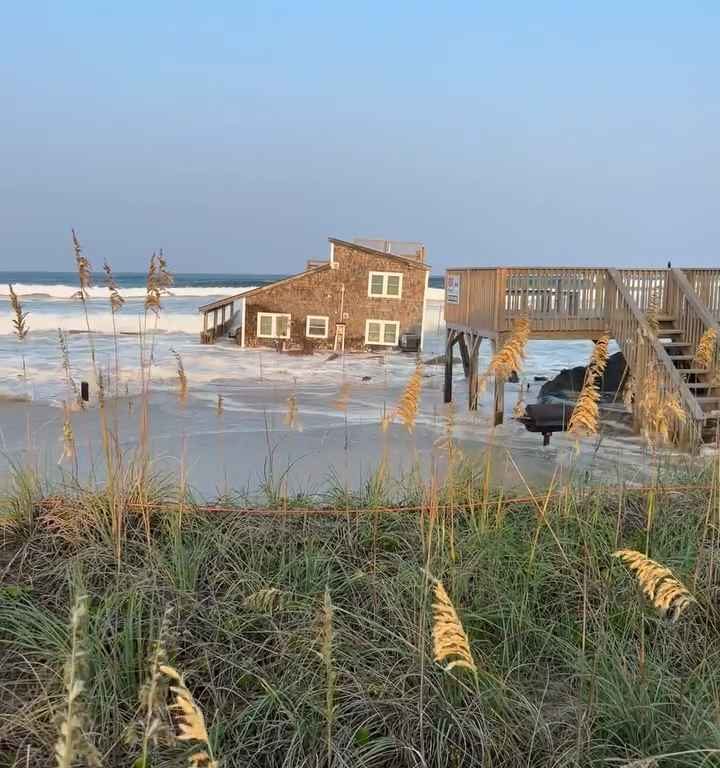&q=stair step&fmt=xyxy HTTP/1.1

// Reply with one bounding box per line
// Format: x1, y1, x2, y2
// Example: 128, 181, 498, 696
679, 368, 710, 375
687, 382, 714, 390
697, 397, 720, 411
657, 329, 684, 336
656, 315, 675, 322
668, 355, 694, 361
